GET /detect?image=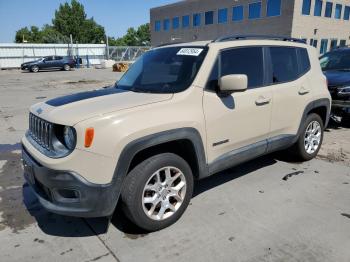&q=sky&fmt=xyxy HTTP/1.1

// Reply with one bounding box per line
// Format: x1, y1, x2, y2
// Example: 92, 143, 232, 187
0, 0, 178, 43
